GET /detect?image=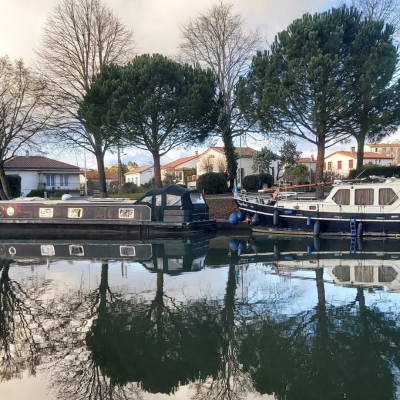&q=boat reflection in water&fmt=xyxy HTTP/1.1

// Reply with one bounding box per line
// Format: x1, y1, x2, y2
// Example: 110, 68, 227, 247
2, 235, 400, 400
235, 235, 400, 291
